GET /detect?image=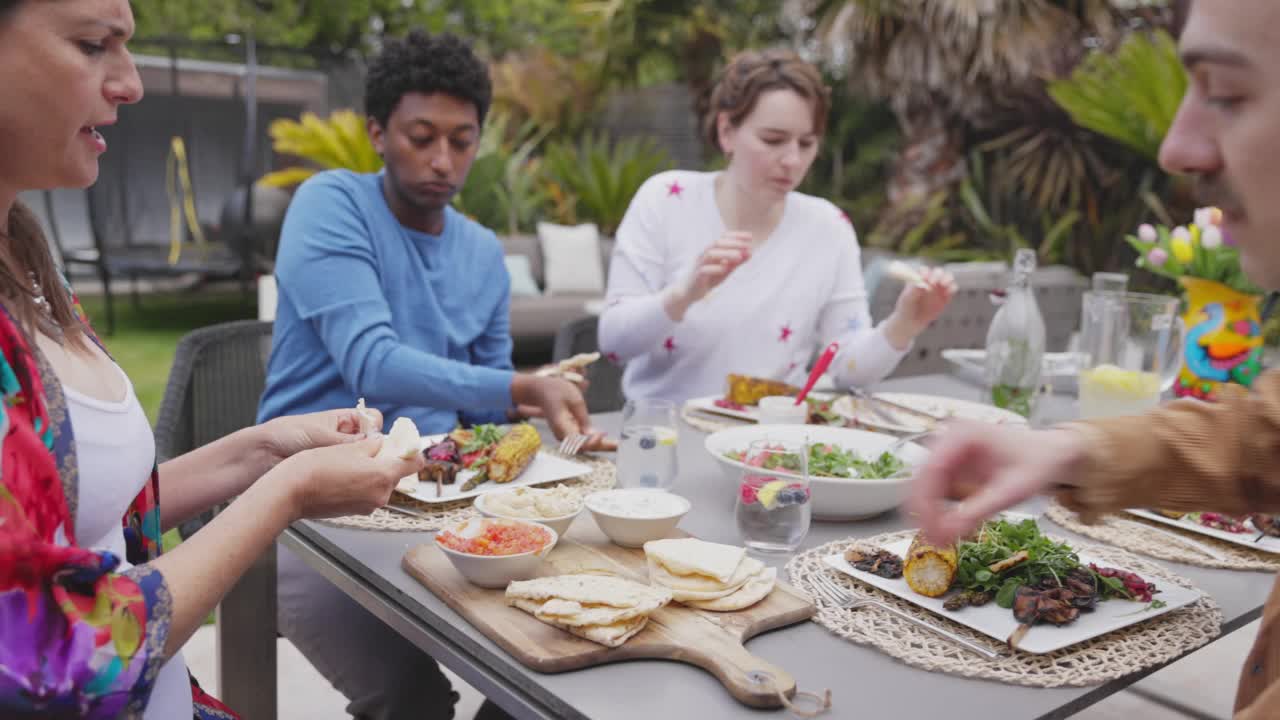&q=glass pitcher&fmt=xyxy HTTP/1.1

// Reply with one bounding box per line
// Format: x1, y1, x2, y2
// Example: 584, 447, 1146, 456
1077, 291, 1184, 419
